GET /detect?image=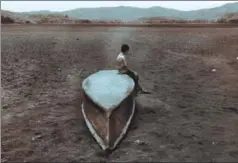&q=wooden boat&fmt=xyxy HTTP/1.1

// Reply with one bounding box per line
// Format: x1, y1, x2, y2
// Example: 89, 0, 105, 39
81, 70, 136, 151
